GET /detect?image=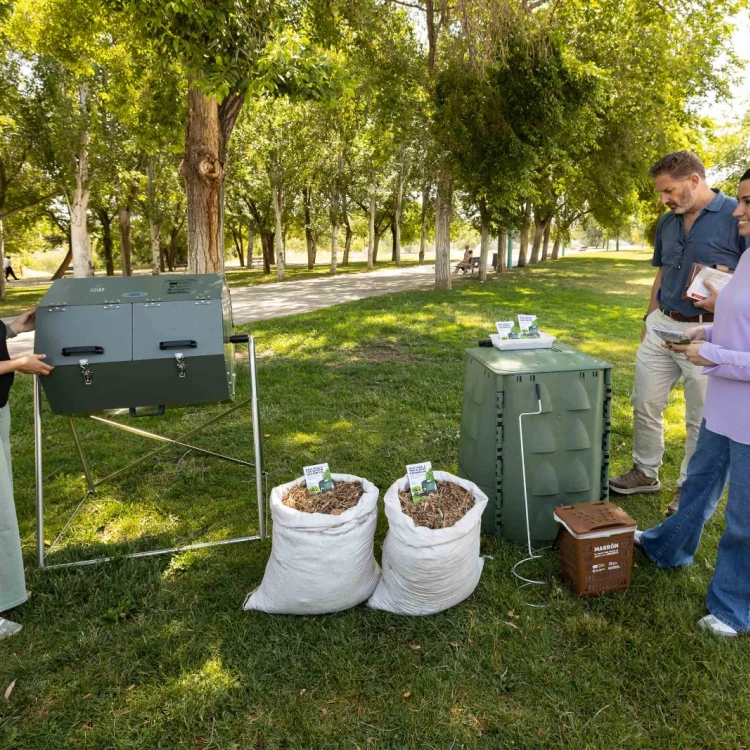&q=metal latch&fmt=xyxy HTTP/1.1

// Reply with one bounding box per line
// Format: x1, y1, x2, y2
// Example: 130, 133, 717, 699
79, 359, 93, 385
175, 353, 186, 378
